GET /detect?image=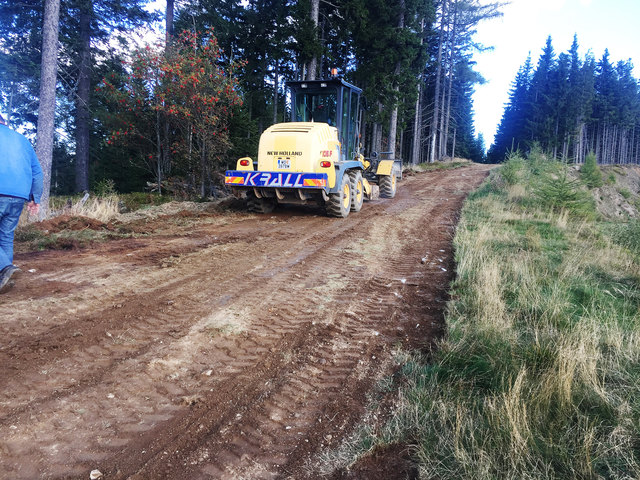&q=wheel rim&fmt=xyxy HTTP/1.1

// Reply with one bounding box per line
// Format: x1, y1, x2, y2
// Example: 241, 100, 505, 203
356, 179, 363, 204
342, 182, 350, 210
391, 175, 396, 191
